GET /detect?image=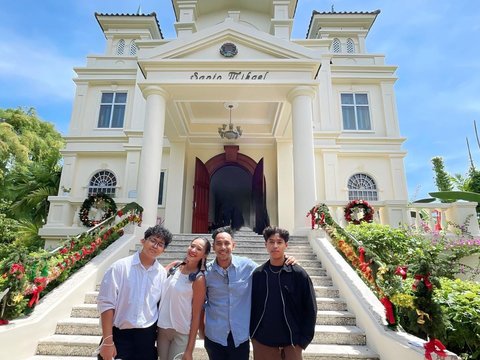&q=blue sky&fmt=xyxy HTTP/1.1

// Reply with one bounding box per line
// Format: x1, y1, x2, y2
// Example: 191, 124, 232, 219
1, 1, 479, 200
